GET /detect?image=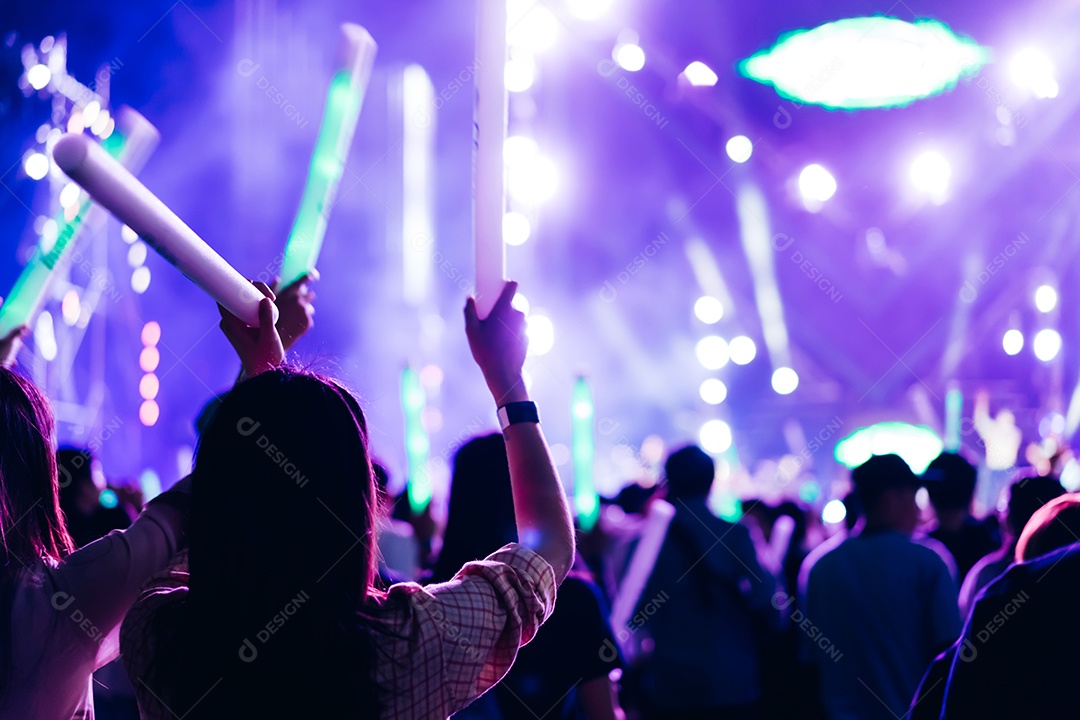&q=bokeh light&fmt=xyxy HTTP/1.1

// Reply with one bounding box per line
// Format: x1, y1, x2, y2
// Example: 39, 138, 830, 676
696, 336, 730, 370
699, 378, 728, 405
699, 419, 733, 453
771, 367, 799, 394
693, 296, 724, 324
